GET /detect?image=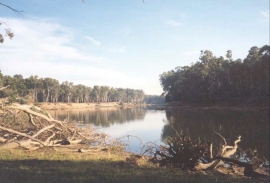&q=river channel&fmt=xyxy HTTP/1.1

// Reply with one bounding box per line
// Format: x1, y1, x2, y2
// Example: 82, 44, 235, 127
49, 107, 269, 158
